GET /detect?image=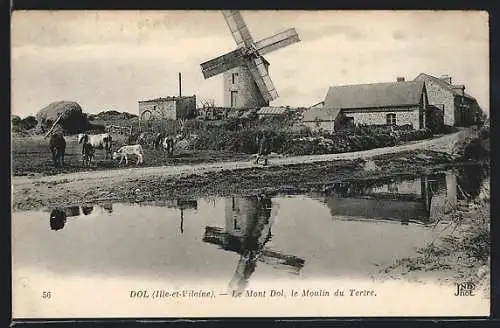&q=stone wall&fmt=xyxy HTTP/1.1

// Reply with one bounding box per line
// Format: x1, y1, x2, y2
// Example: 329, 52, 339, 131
223, 66, 268, 108
138, 99, 176, 120
138, 96, 197, 120
342, 107, 421, 129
